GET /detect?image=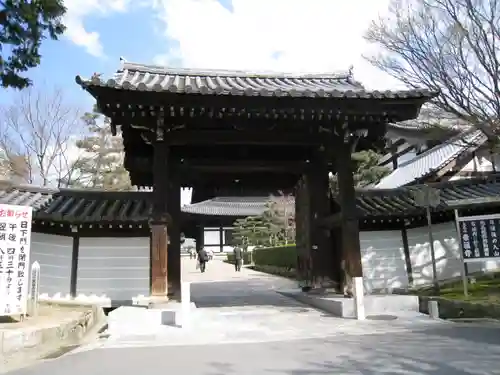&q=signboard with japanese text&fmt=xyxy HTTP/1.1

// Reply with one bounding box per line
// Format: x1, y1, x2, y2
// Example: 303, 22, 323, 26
456, 213, 500, 263
0, 204, 33, 316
